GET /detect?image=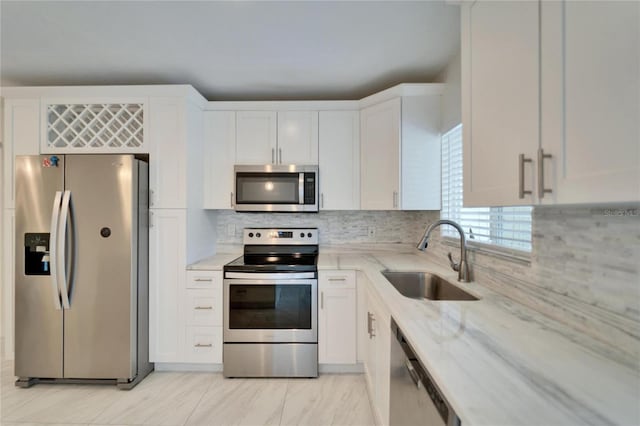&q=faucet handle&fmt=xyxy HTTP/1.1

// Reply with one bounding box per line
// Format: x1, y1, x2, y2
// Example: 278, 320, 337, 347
447, 252, 460, 272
